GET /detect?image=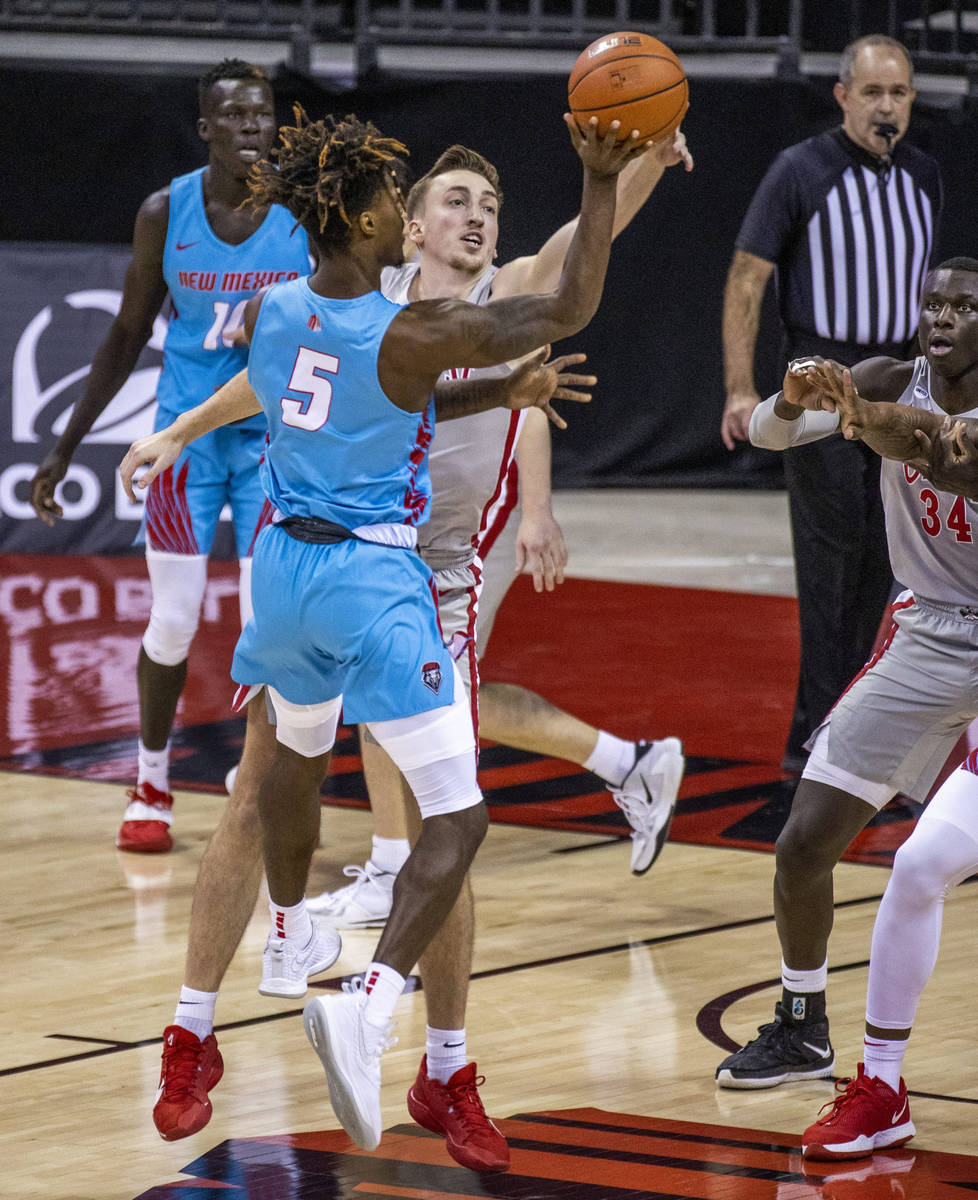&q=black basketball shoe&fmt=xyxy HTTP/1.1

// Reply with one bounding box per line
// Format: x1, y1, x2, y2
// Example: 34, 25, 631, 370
715, 1001, 834, 1089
